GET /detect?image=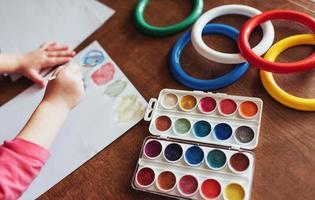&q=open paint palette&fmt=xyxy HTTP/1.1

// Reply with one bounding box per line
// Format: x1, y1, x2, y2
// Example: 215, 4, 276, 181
132, 89, 263, 200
